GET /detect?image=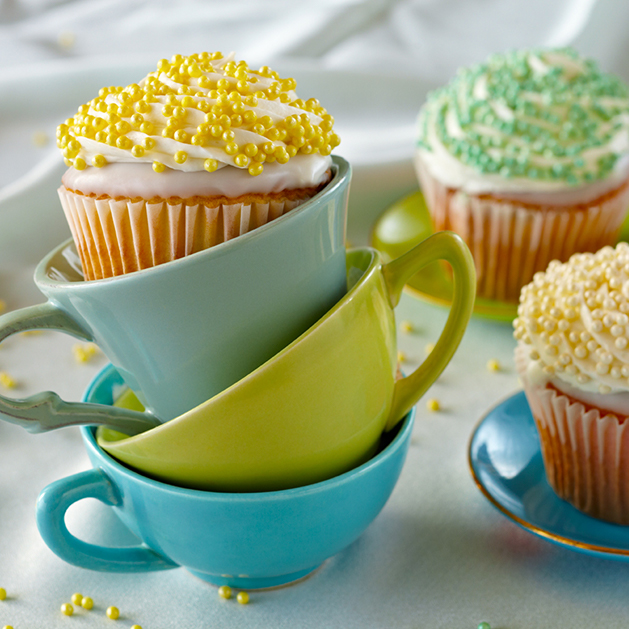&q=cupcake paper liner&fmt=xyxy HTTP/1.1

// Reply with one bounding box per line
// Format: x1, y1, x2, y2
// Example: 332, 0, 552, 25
517, 353, 629, 525
416, 159, 629, 302
58, 188, 304, 280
